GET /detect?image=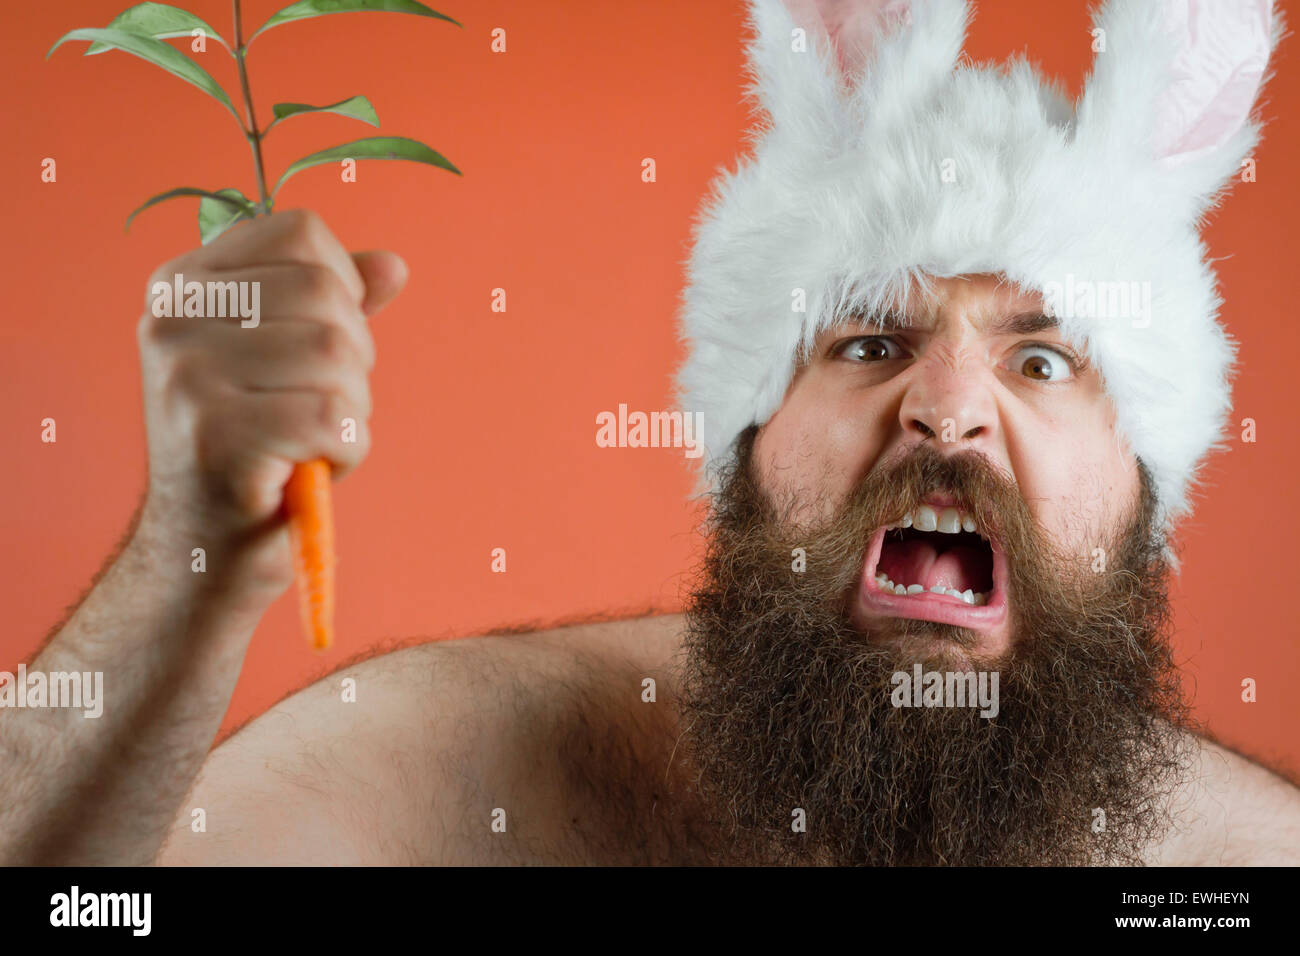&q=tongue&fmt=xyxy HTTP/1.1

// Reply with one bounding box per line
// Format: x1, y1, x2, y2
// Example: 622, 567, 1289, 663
878, 539, 984, 593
